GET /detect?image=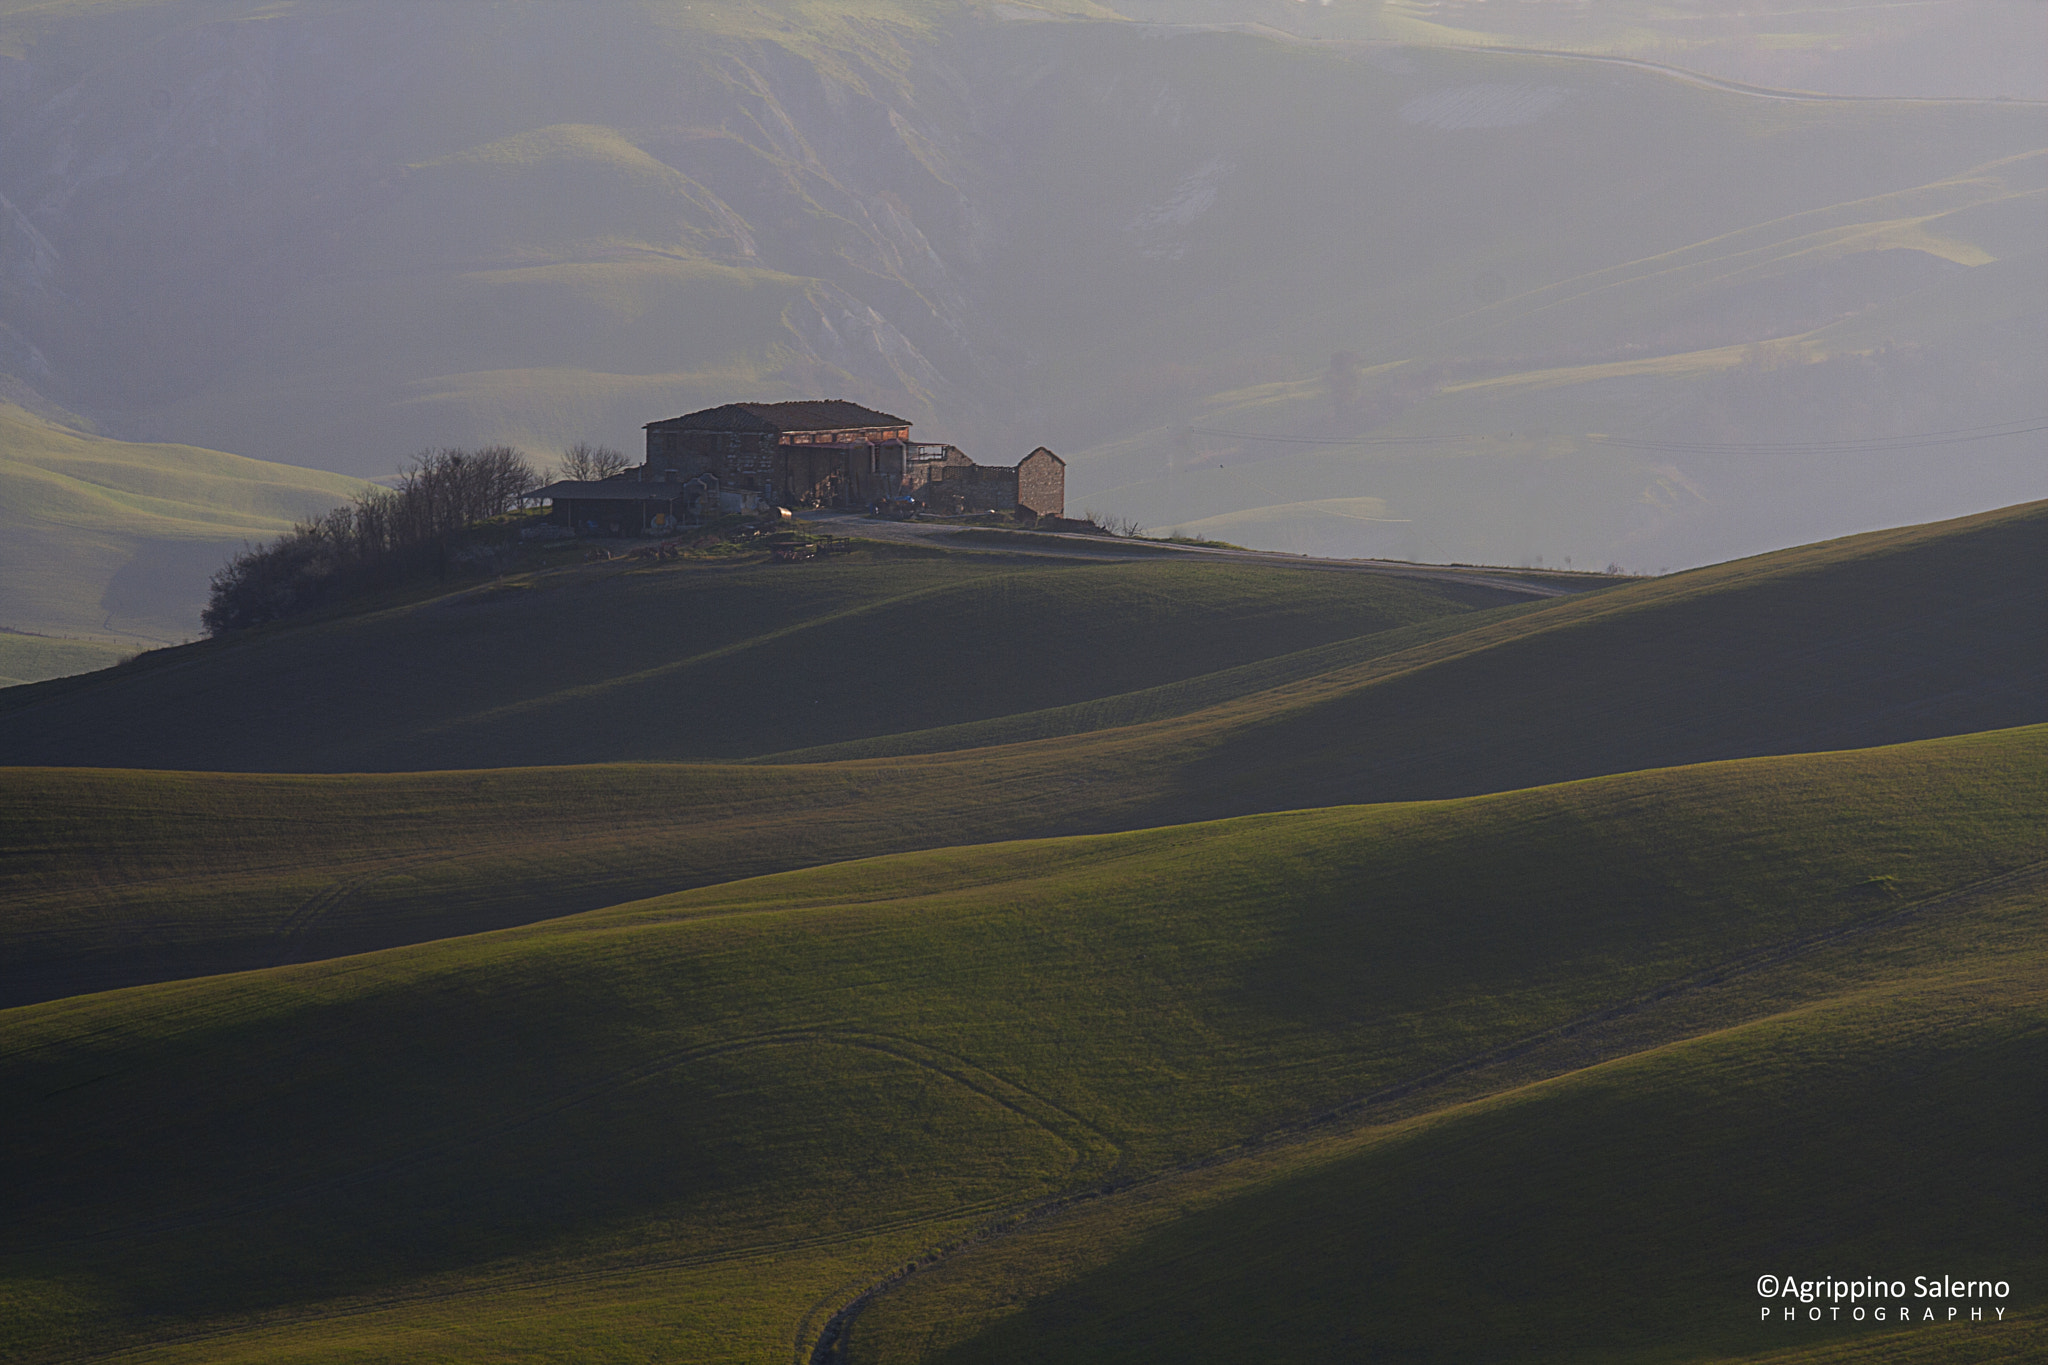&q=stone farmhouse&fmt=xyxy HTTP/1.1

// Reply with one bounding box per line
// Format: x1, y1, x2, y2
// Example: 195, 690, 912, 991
530, 400, 1064, 535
